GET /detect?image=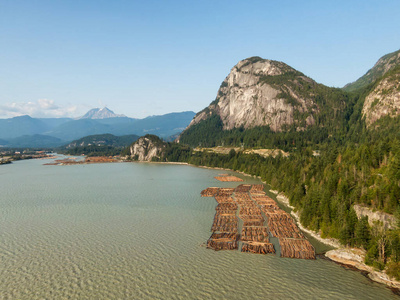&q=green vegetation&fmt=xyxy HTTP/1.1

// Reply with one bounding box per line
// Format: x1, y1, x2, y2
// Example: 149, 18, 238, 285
163, 65, 400, 275
62, 145, 122, 157
64, 133, 139, 148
